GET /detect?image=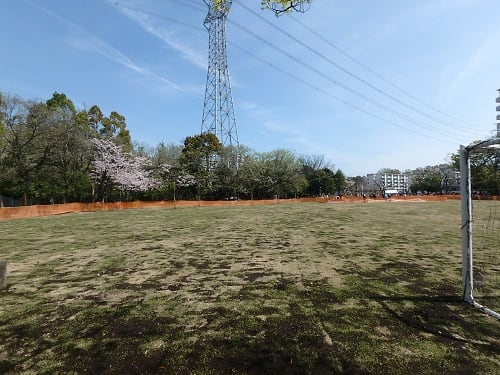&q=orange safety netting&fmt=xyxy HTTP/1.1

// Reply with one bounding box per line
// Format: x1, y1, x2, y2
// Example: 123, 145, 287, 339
0, 195, 496, 221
